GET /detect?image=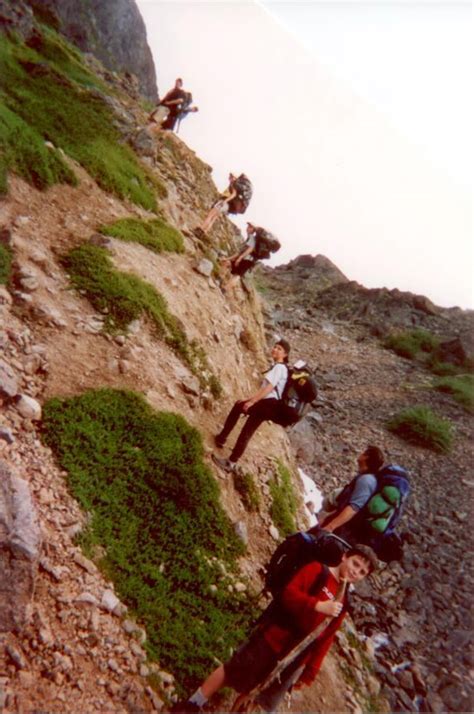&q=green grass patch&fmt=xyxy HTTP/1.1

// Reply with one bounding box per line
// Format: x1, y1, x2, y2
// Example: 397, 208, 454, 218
387, 406, 453, 453
233, 471, 260, 512
0, 103, 77, 190
99, 217, 184, 255
0, 154, 8, 195
269, 462, 297, 537
384, 329, 439, 360
0, 30, 157, 210
42, 388, 255, 692
433, 374, 474, 413
0, 243, 12, 284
